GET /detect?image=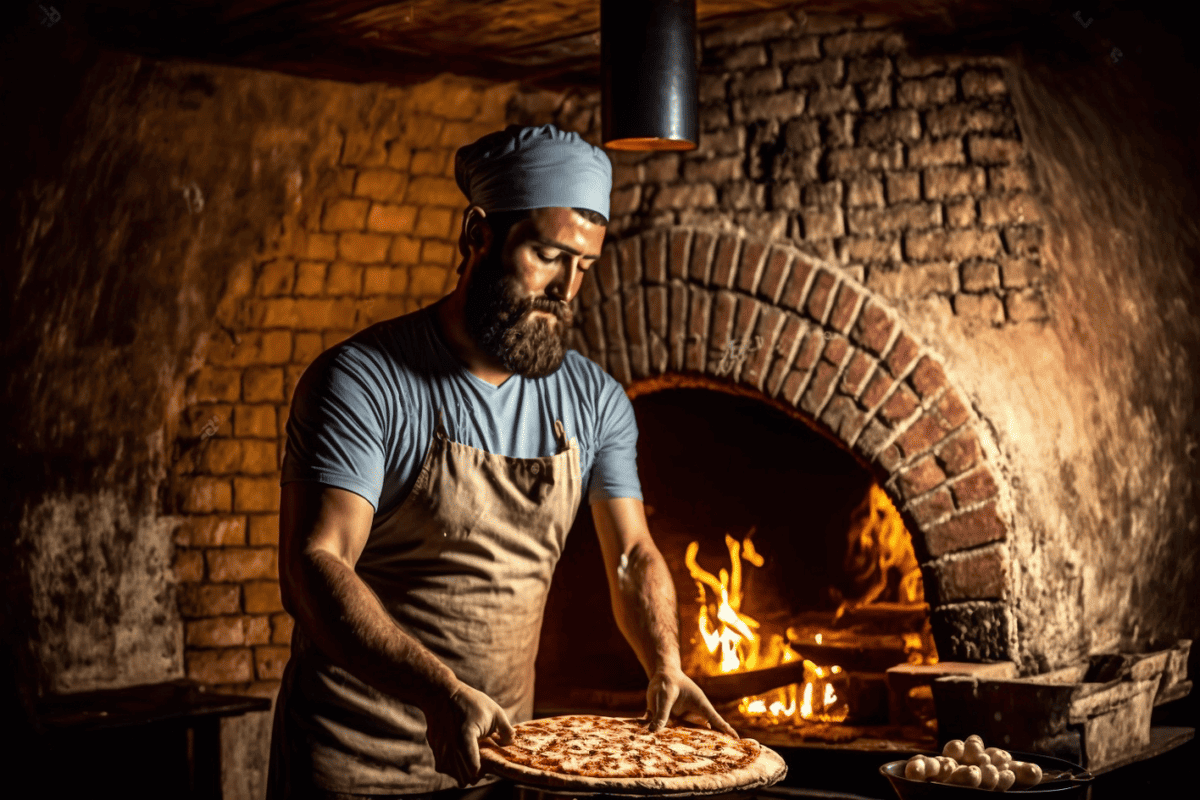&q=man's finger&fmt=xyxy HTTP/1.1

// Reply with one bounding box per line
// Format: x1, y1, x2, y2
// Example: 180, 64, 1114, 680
495, 711, 516, 746
702, 705, 739, 738
464, 724, 483, 778
459, 753, 475, 787
647, 685, 674, 732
